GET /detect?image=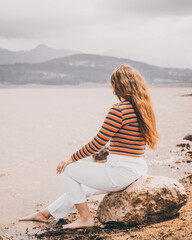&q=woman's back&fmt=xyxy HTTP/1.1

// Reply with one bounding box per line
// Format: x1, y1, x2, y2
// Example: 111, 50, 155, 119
109, 100, 146, 157
71, 100, 146, 162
